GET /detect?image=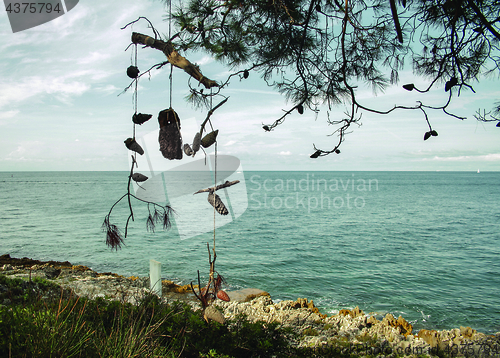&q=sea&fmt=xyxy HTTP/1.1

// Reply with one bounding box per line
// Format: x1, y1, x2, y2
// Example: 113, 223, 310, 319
0, 171, 499, 335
